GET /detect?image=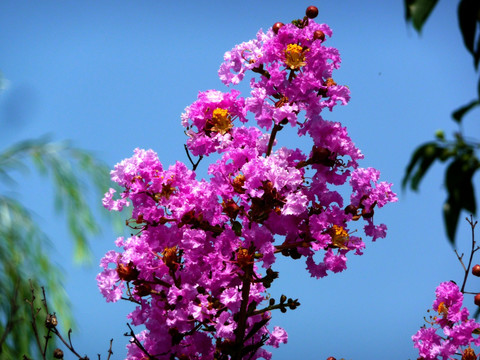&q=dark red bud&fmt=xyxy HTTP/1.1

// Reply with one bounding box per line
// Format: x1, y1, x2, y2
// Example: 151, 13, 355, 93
272, 22, 284, 34
311, 146, 331, 162
306, 6, 319, 19
344, 204, 357, 216
134, 282, 152, 297
473, 264, 480, 277
314, 30, 325, 42
117, 261, 139, 282
475, 293, 480, 306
